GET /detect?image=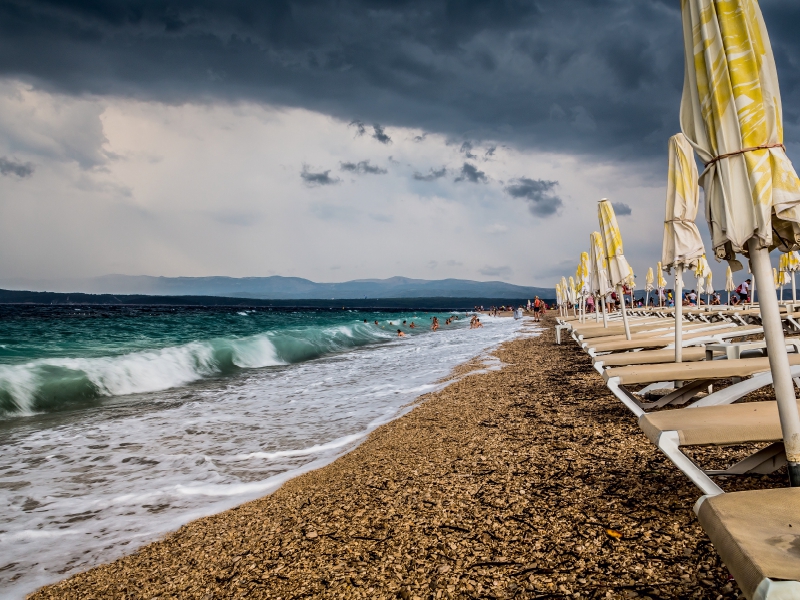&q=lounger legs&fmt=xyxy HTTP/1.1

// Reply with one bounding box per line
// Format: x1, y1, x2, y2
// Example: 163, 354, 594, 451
705, 442, 787, 476
657, 431, 723, 497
